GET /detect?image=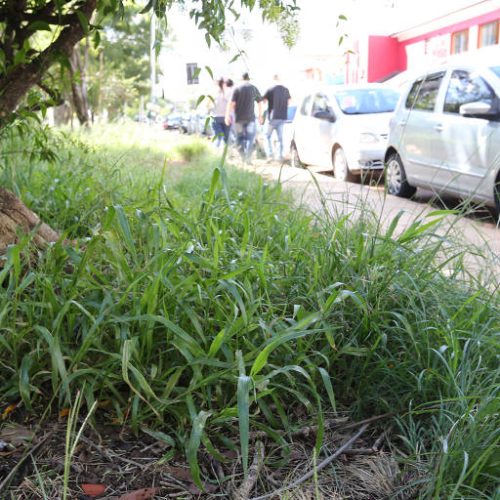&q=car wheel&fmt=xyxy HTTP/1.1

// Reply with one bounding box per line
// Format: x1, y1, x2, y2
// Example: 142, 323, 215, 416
291, 142, 306, 169
385, 153, 416, 198
333, 147, 356, 182
494, 176, 500, 223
